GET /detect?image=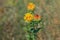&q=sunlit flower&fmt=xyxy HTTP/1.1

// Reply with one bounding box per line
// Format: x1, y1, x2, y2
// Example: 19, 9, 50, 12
27, 2, 35, 10
34, 14, 41, 21
24, 13, 34, 22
